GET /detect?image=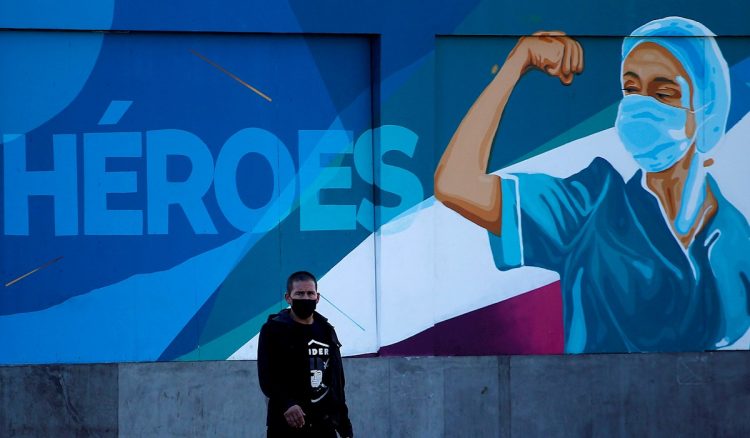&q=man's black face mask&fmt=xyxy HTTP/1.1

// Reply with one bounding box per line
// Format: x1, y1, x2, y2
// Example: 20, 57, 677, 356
291, 298, 317, 319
